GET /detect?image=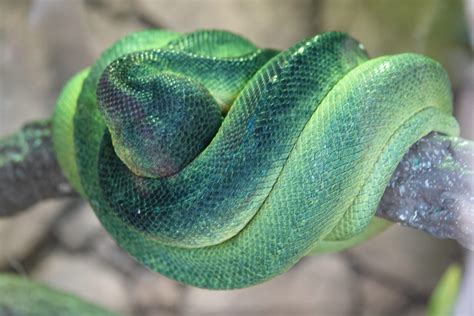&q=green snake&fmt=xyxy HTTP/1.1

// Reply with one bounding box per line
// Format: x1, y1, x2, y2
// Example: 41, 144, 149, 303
49, 29, 459, 290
